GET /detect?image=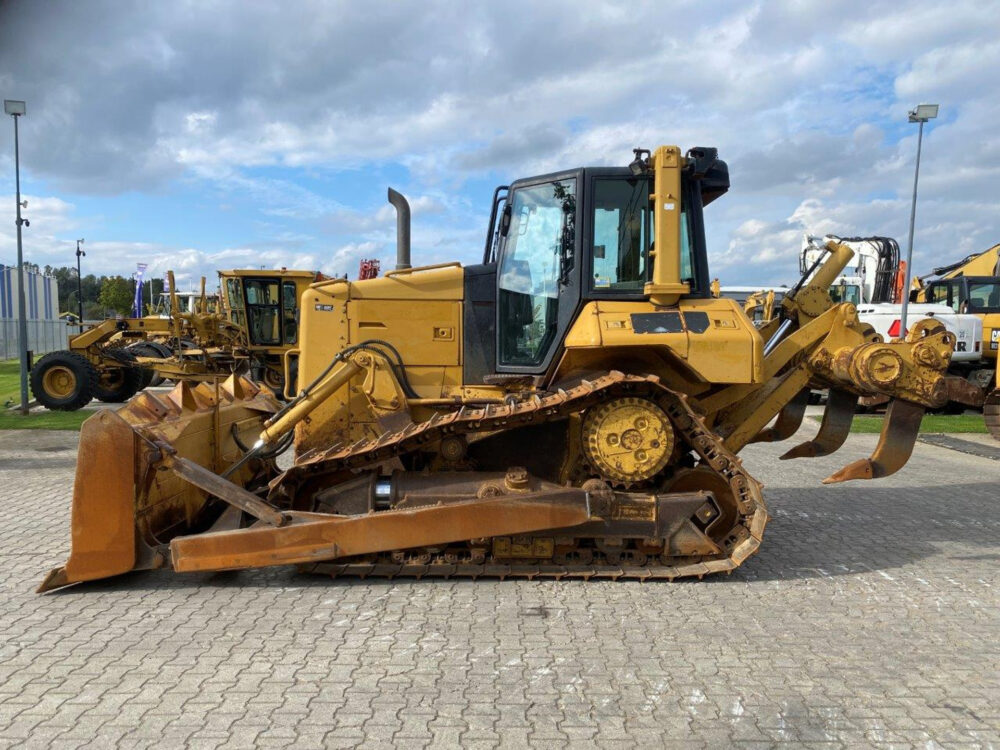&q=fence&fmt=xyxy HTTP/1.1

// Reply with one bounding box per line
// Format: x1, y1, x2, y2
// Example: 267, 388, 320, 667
0, 266, 66, 360
0, 318, 69, 360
